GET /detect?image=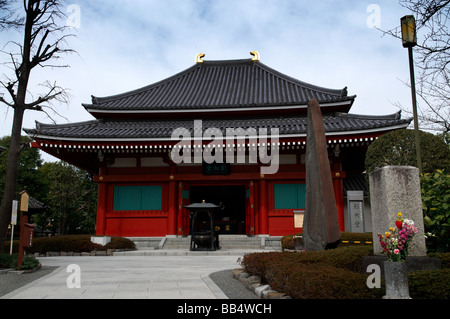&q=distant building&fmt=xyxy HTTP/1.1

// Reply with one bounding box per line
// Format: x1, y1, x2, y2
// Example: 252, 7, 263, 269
25, 54, 411, 237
